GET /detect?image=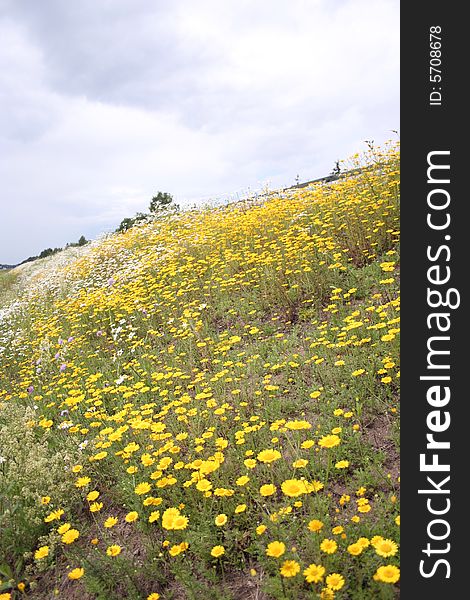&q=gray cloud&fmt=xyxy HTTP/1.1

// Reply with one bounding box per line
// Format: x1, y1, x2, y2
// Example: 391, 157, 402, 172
0, 0, 399, 264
